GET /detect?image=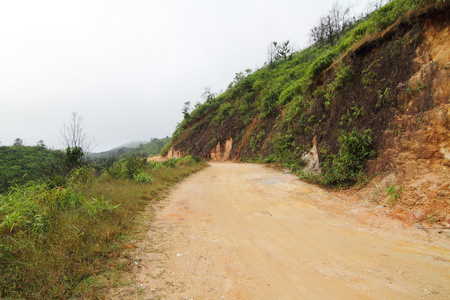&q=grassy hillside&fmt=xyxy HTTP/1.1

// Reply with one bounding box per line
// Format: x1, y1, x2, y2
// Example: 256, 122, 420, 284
163, 0, 449, 187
